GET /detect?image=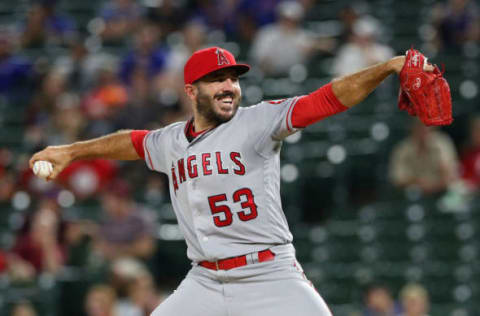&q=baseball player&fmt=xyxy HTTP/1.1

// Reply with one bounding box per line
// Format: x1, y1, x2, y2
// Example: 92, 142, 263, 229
30, 47, 434, 316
